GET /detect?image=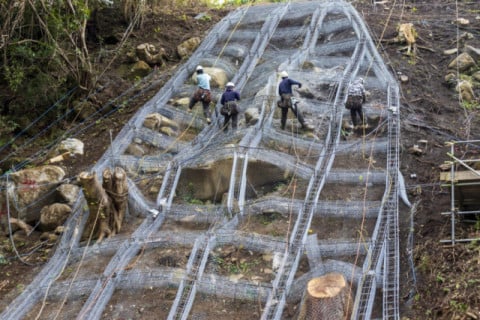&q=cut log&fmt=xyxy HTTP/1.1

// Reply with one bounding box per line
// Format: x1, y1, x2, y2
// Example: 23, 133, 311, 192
297, 273, 352, 320
78, 167, 128, 243
78, 171, 112, 242
103, 167, 128, 234
47, 151, 71, 164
